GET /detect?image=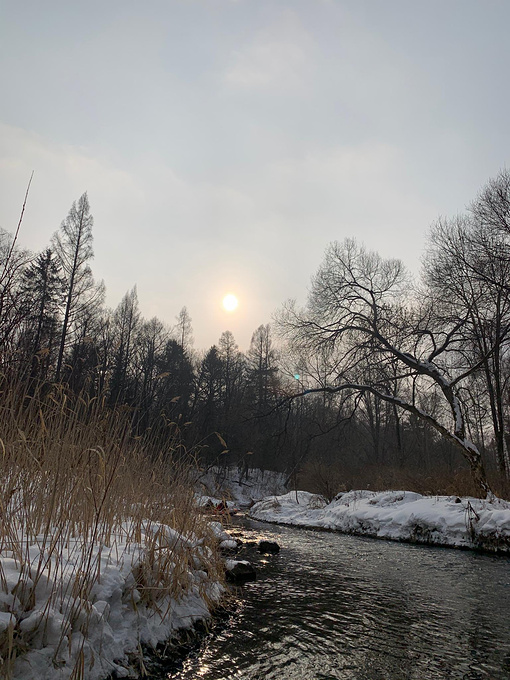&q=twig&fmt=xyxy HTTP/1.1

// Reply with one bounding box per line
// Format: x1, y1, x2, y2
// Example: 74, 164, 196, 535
1, 171, 34, 286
